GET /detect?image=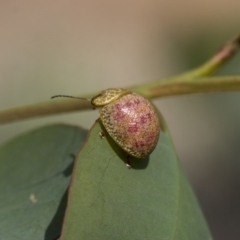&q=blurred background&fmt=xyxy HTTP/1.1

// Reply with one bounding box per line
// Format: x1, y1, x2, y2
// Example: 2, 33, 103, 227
1, 0, 240, 239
